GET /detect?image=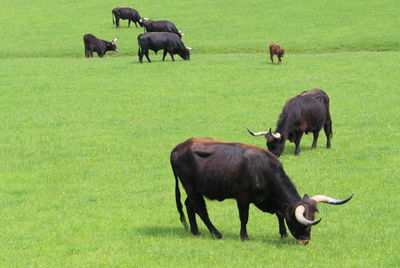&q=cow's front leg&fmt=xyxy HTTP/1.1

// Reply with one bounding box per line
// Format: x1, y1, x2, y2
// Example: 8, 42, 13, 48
162, 50, 168, 61
278, 56, 282, 64
312, 131, 319, 149
294, 133, 303, 156
276, 213, 288, 238
237, 196, 250, 241
169, 51, 175, 61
